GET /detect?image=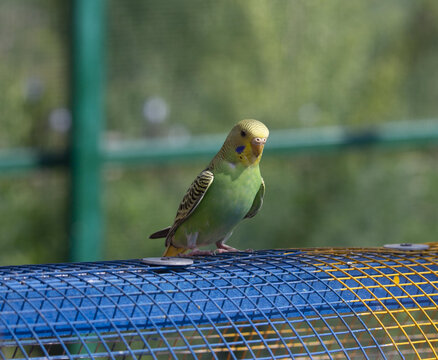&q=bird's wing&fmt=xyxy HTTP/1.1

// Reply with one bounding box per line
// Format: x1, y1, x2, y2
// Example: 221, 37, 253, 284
166, 170, 214, 243
244, 178, 265, 219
